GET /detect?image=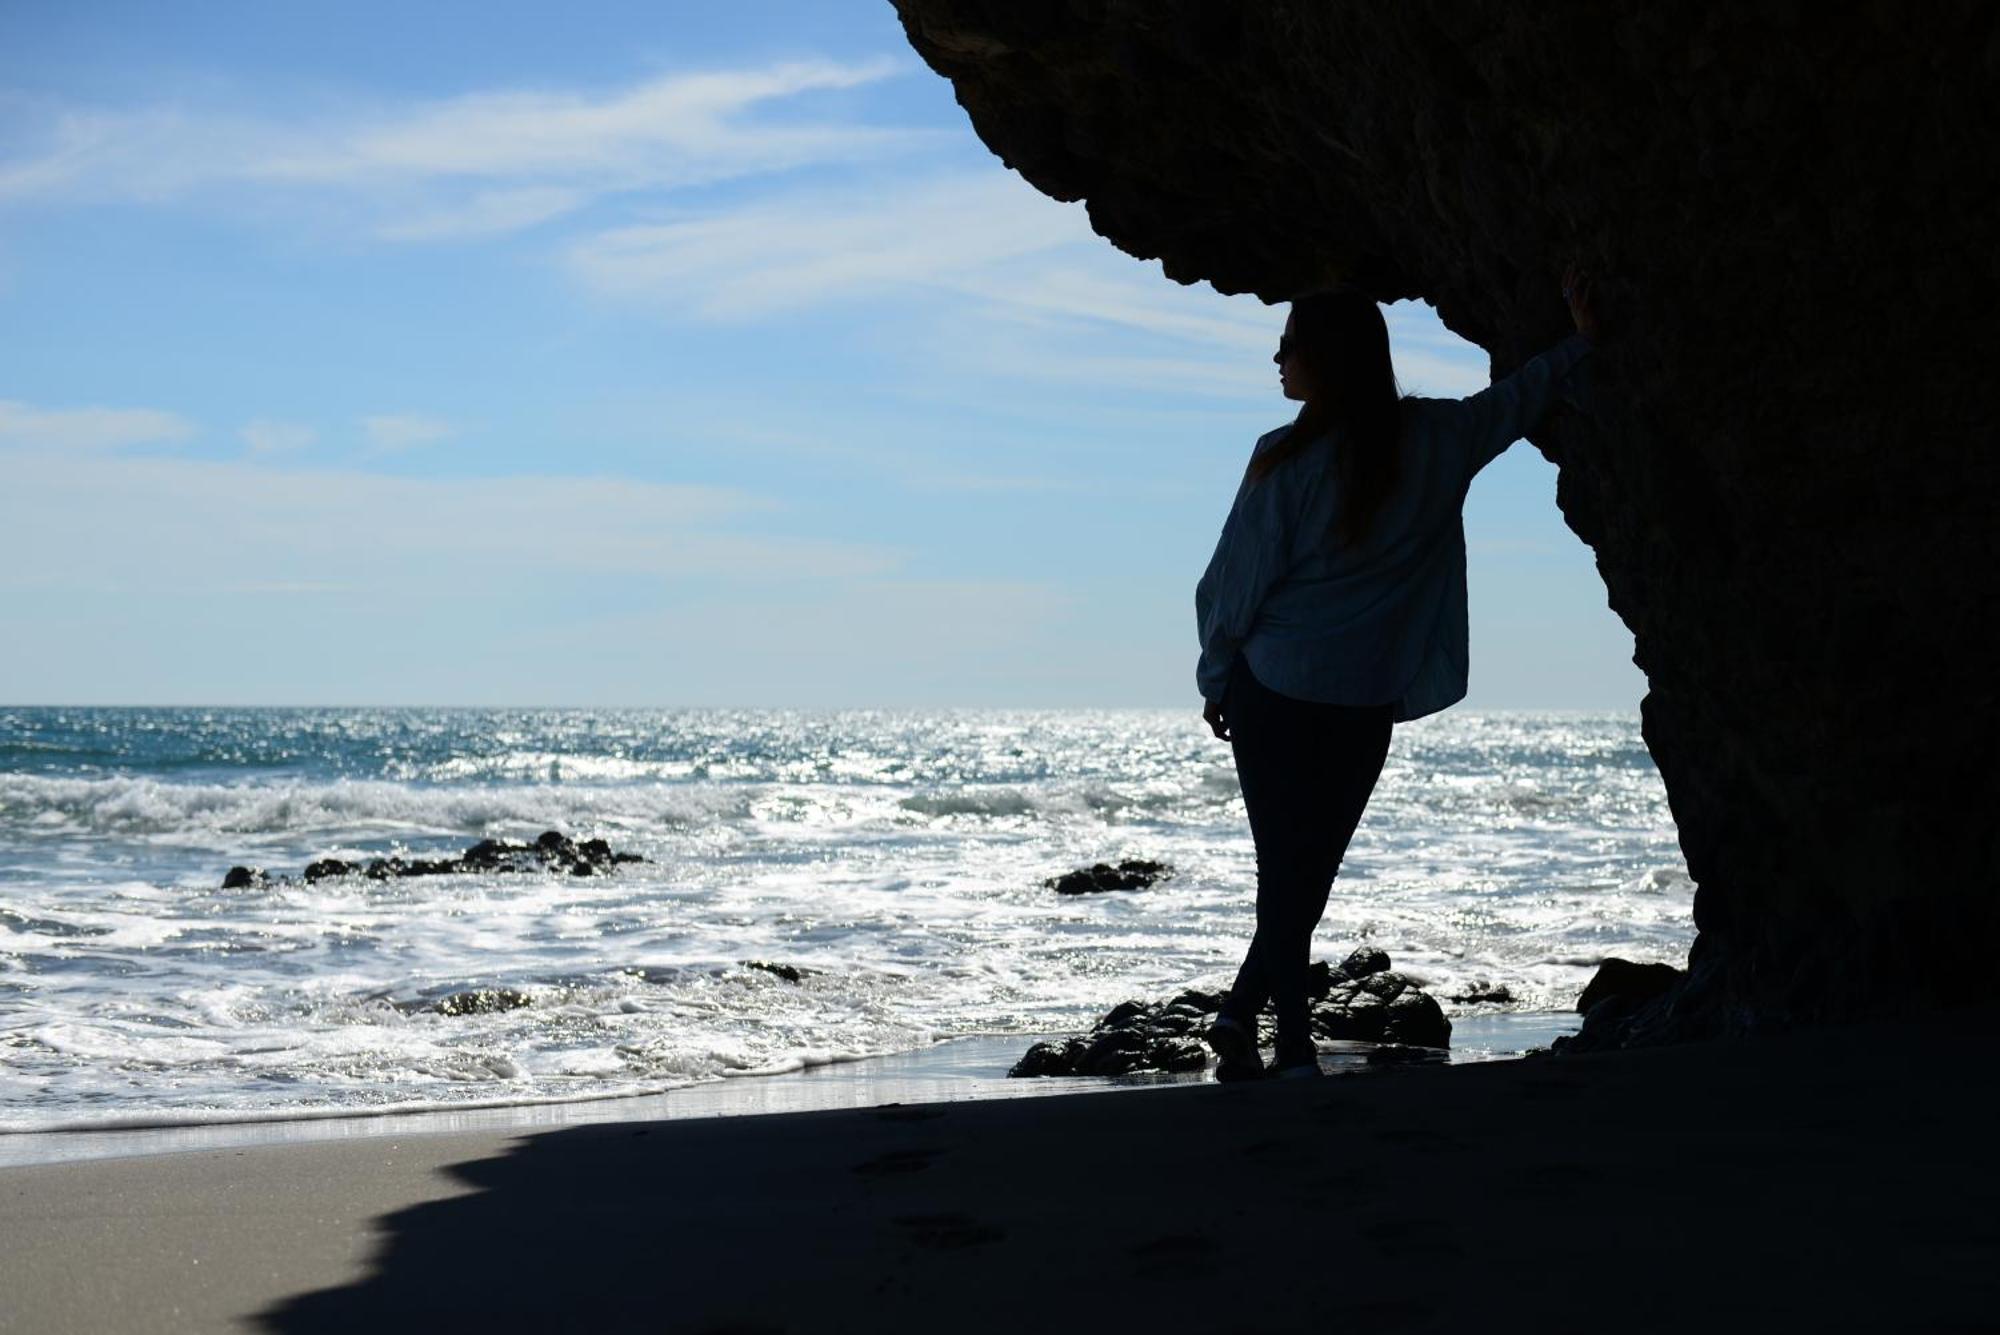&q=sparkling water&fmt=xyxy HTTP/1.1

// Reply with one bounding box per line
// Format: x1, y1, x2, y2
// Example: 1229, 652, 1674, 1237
0, 707, 1690, 1132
